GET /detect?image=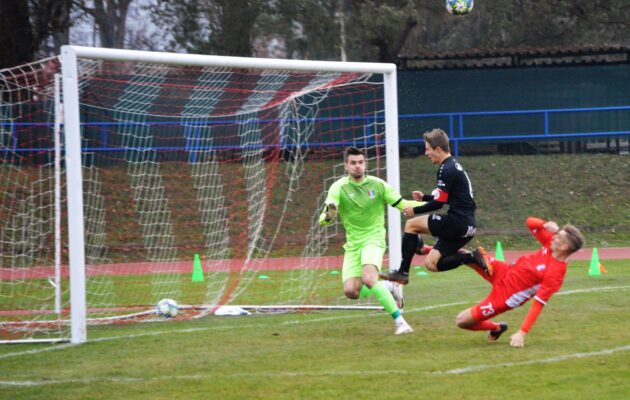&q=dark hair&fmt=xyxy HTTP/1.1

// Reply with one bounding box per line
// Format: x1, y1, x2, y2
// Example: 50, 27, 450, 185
343, 146, 365, 162
423, 128, 451, 153
562, 224, 585, 254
